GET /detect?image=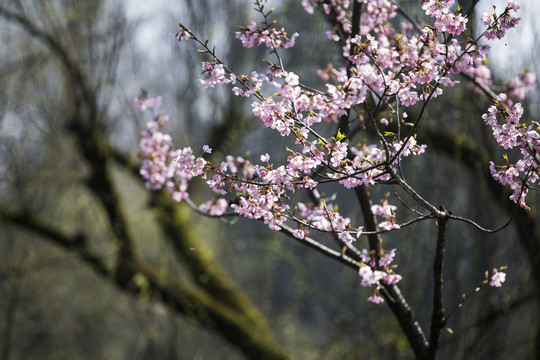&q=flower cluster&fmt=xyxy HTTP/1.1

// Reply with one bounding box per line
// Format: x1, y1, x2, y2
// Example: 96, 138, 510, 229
293, 201, 352, 235
199, 198, 228, 216
482, 94, 540, 210
200, 60, 234, 88
139, 114, 175, 190
422, 0, 468, 35
136, 93, 176, 191
134, 94, 162, 111
508, 71, 536, 100
136, 93, 214, 203
372, 200, 400, 231
481, 1, 520, 40
359, 248, 402, 303
236, 20, 298, 49
135, 0, 533, 306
